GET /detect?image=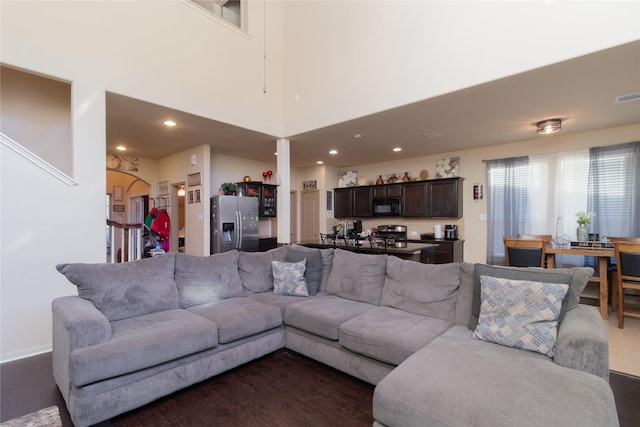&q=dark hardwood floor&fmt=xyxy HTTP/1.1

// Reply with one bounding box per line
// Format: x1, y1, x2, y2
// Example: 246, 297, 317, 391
2, 350, 639, 426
